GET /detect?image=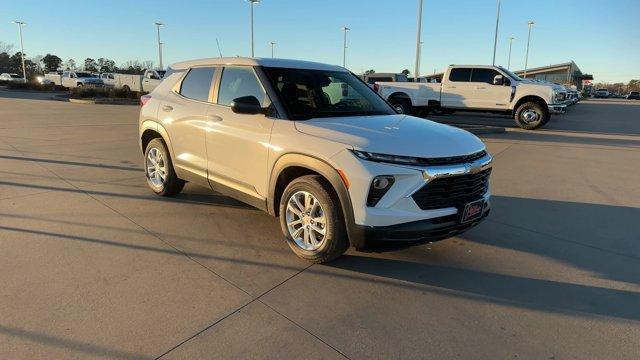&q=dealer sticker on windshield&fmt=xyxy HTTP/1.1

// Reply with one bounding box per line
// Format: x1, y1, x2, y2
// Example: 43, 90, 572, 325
461, 199, 485, 223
